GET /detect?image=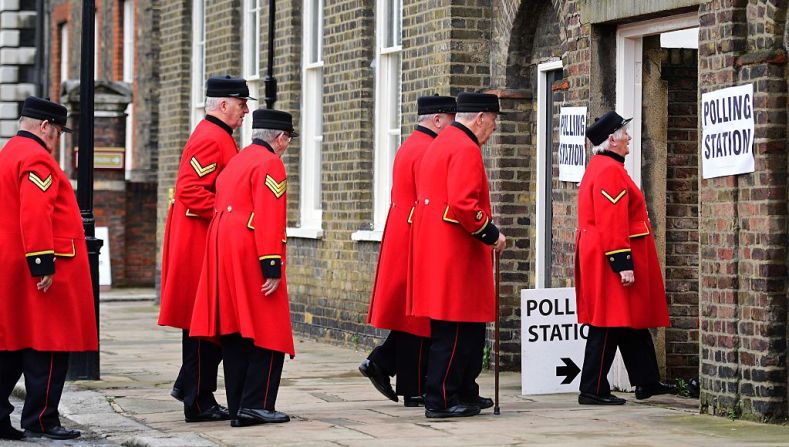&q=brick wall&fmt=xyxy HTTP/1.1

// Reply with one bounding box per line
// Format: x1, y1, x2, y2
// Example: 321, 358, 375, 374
125, 181, 157, 286
132, 0, 161, 182
662, 47, 700, 381
697, 1, 788, 422
0, 1, 37, 145
156, 0, 192, 290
